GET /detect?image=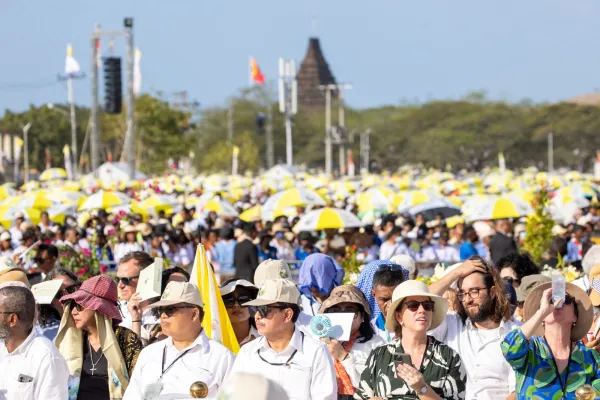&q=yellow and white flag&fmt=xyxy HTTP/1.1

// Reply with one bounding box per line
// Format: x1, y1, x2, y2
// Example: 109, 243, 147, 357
133, 48, 142, 96
63, 145, 73, 181
65, 43, 81, 76
190, 244, 240, 354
